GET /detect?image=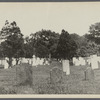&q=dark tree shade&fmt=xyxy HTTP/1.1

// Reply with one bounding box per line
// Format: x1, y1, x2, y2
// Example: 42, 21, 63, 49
30, 29, 60, 58
0, 21, 24, 67
57, 29, 77, 60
